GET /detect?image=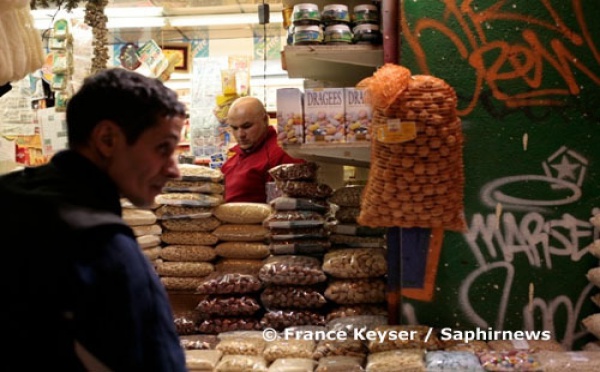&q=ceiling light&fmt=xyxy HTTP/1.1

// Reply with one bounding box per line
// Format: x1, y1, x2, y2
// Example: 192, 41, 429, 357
168, 12, 283, 27
31, 6, 165, 30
